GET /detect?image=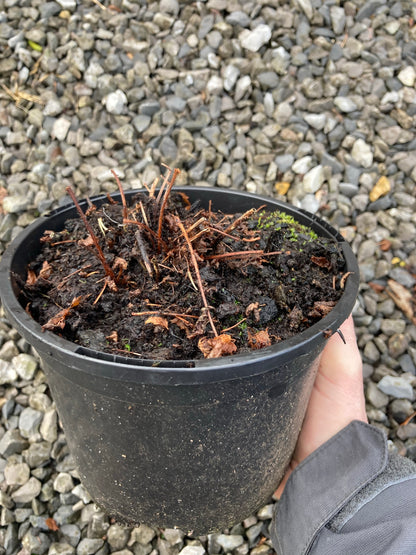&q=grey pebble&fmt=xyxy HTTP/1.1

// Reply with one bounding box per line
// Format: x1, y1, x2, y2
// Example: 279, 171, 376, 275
378, 375, 415, 401
11, 476, 42, 503
19, 407, 43, 439
107, 524, 130, 550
